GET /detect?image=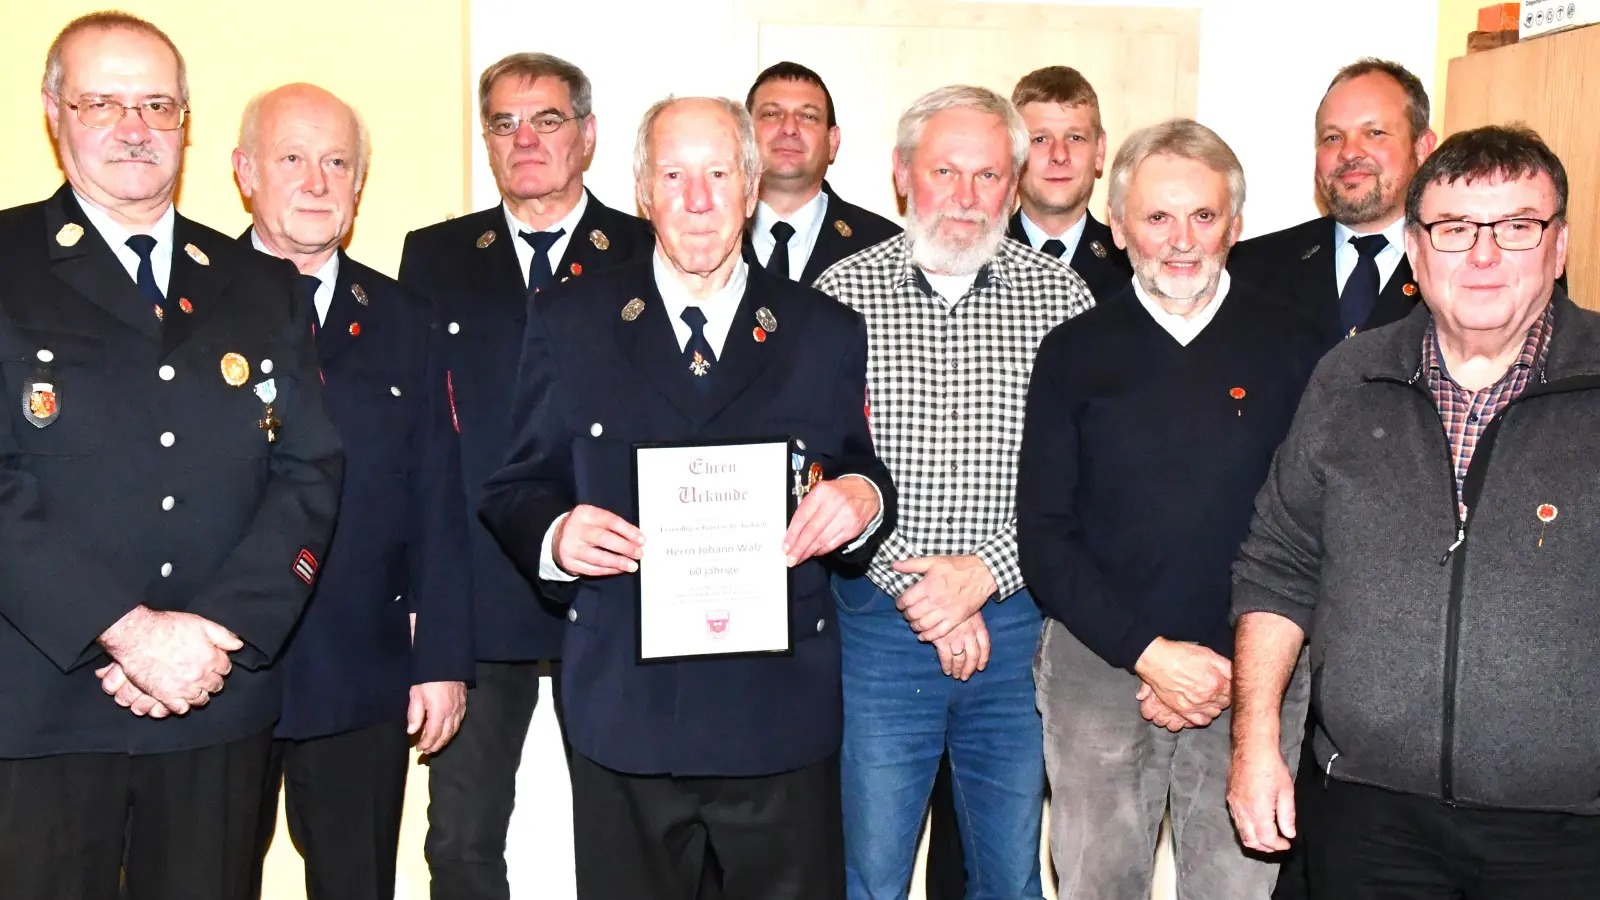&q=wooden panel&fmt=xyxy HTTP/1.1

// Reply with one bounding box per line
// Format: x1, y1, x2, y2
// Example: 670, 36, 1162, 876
737, 0, 1200, 224
1445, 27, 1600, 306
